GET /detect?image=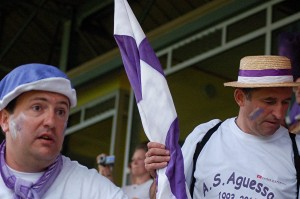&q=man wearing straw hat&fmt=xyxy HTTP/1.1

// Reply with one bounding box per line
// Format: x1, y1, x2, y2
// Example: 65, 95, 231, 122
0, 63, 128, 198
145, 55, 300, 198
